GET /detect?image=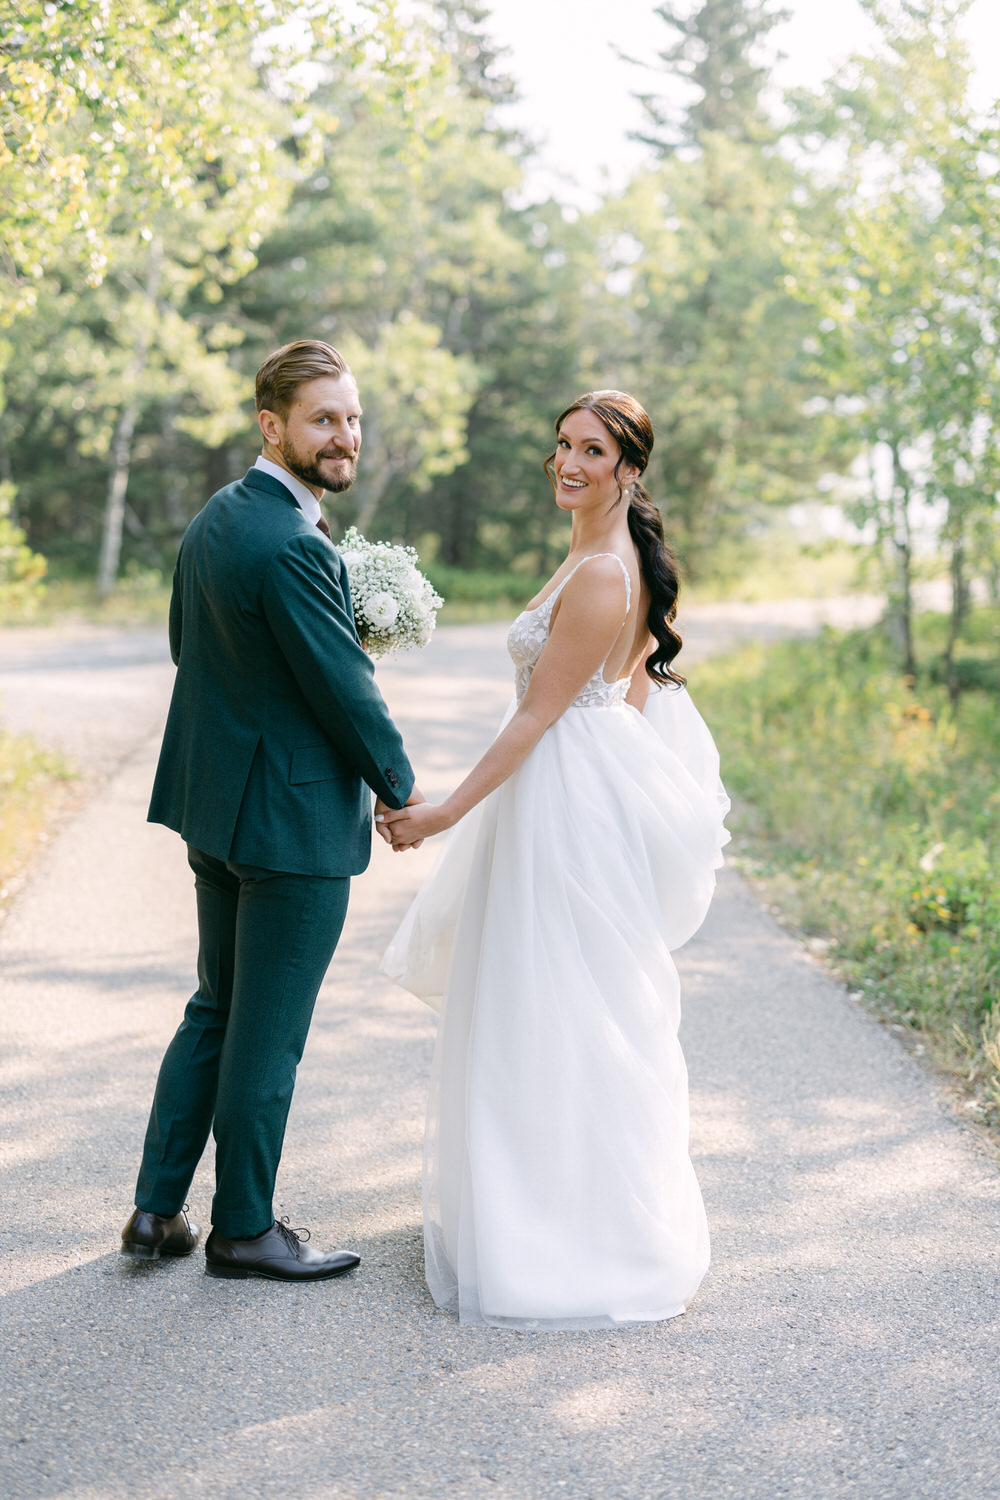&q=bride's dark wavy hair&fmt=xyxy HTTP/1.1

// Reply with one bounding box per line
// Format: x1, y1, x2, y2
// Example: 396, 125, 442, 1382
544, 390, 684, 686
